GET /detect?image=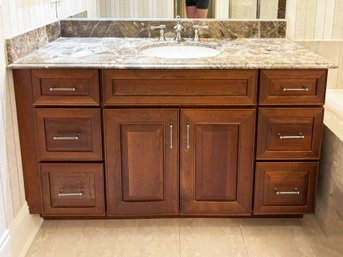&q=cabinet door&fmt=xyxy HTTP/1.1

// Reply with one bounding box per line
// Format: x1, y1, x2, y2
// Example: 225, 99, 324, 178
180, 109, 256, 215
104, 109, 179, 216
